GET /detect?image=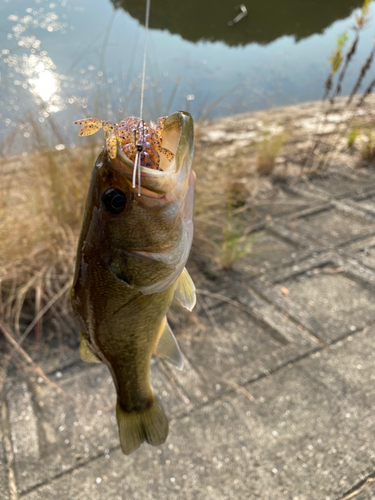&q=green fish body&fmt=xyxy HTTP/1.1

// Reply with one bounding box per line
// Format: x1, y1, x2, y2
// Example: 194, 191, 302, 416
71, 112, 196, 454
